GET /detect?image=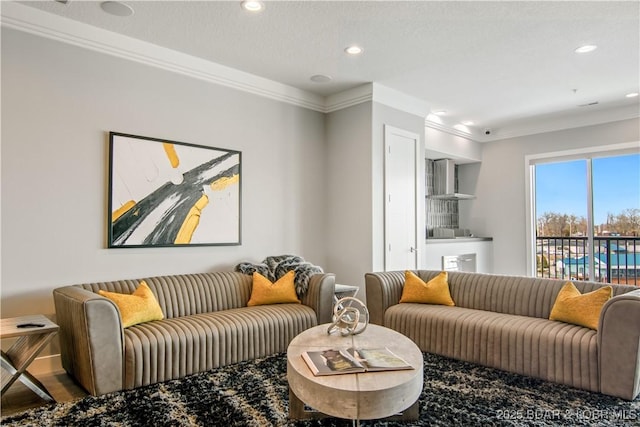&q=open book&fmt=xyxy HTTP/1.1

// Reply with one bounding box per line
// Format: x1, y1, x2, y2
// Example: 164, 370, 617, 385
301, 347, 413, 376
